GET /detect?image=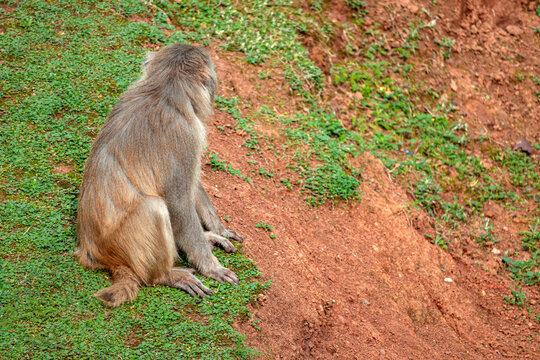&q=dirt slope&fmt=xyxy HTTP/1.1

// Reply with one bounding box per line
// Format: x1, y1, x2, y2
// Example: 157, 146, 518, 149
194, 0, 539, 358
205, 134, 536, 359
